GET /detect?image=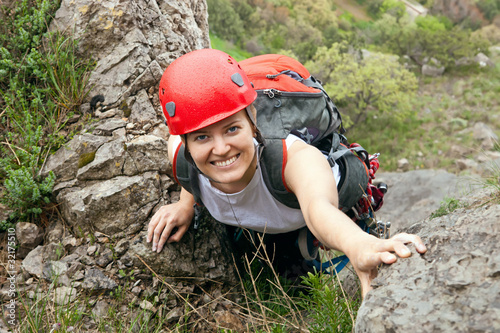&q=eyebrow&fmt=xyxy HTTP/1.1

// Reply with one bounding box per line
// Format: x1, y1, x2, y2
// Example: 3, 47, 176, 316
223, 119, 243, 128
191, 119, 243, 136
